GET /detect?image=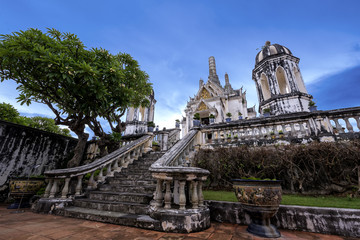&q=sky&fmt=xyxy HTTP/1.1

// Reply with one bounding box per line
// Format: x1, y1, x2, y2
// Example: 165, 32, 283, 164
1, 0, 360, 137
